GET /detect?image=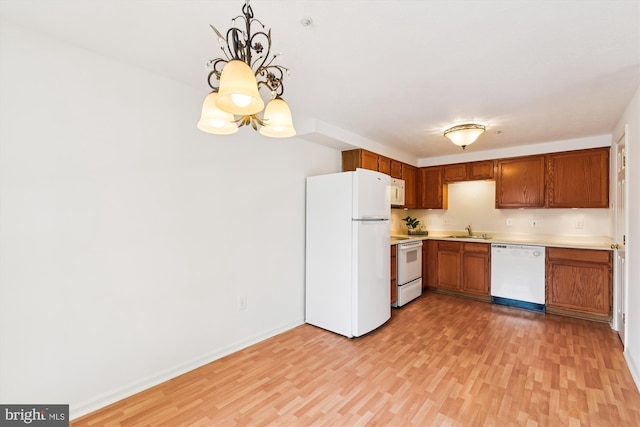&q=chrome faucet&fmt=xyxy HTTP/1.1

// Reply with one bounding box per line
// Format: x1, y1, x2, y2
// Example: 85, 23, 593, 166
465, 225, 472, 236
